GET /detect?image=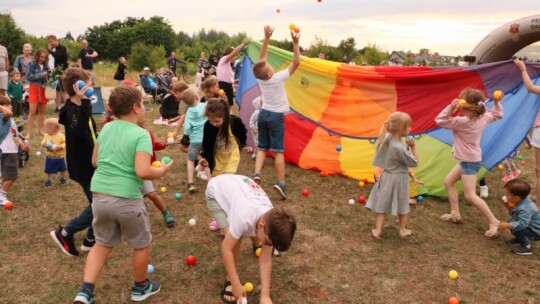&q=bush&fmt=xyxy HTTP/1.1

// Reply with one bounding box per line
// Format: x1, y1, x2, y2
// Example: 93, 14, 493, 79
128, 43, 166, 73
